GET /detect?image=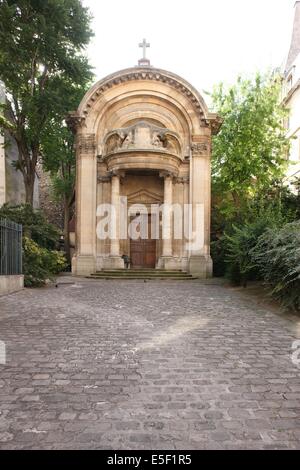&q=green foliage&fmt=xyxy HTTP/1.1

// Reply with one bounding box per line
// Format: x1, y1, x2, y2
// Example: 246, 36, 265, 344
251, 222, 300, 311
211, 187, 296, 277
0, 0, 94, 203
211, 73, 289, 218
210, 72, 298, 299
210, 238, 227, 278
42, 120, 76, 202
223, 216, 278, 286
23, 236, 67, 287
0, 203, 59, 248
41, 84, 88, 204
0, 204, 66, 286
